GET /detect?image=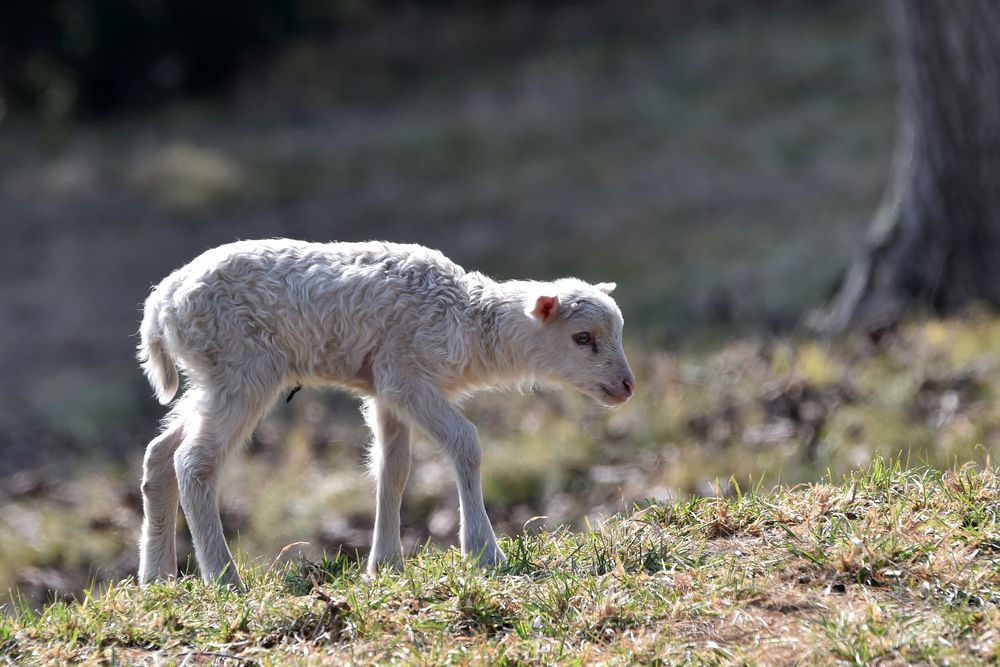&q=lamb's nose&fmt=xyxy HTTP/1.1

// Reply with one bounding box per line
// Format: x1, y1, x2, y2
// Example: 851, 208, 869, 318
622, 378, 635, 397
